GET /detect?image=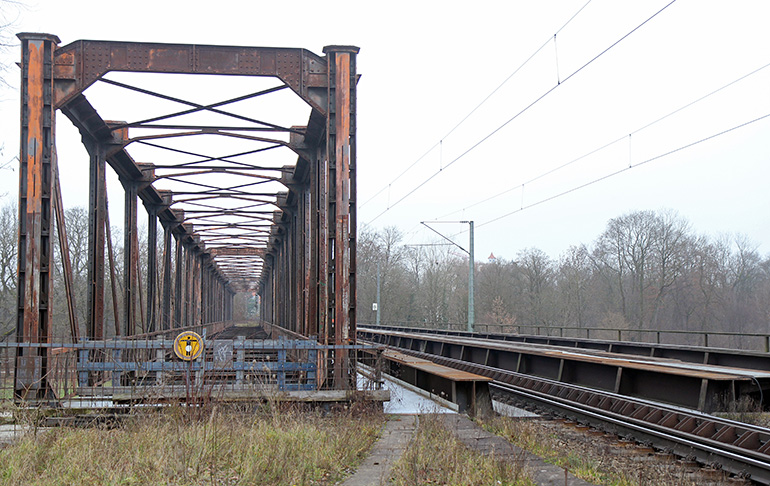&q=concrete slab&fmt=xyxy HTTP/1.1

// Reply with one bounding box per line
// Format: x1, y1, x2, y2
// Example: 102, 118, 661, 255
438, 414, 598, 486
340, 414, 417, 486
0, 424, 49, 448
